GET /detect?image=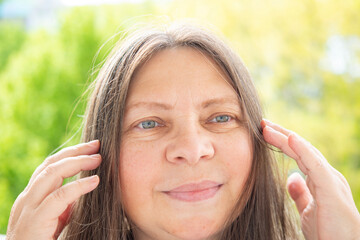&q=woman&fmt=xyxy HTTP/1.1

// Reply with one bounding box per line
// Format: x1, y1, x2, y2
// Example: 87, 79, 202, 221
6, 22, 360, 240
